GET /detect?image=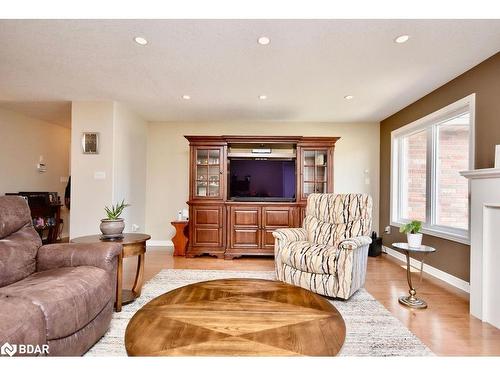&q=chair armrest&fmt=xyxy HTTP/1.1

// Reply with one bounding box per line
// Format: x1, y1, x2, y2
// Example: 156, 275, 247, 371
36, 242, 122, 273
272, 228, 307, 242
338, 236, 372, 250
